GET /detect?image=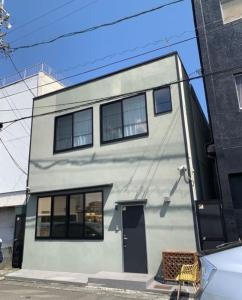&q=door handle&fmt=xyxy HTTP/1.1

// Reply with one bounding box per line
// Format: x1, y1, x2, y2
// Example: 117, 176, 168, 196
123, 237, 128, 240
